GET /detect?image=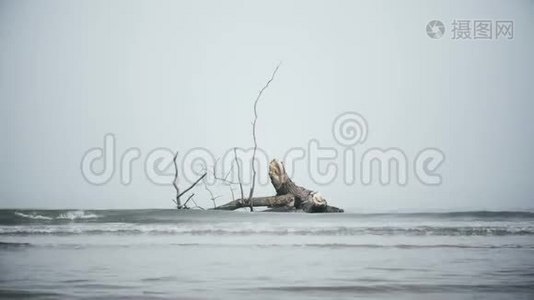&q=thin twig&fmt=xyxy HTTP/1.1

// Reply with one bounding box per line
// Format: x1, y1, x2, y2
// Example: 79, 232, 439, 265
248, 63, 281, 211
172, 152, 181, 208
177, 173, 207, 199
210, 160, 240, 185
190, 198, 205, 210
229, 186, 235, 201
183, 193, 196, 208
171, 152, 206, 209
203, 182, 222, 208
